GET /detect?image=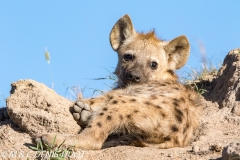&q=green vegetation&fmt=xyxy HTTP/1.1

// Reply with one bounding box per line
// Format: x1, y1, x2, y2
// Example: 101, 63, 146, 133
182, 60, 220, 95
29, 135, 75, 160
192, 83, 208, 95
